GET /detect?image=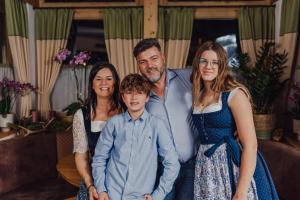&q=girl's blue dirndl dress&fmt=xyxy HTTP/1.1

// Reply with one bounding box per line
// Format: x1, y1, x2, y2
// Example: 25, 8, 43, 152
192, 91, 279, 200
